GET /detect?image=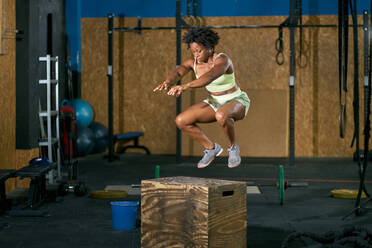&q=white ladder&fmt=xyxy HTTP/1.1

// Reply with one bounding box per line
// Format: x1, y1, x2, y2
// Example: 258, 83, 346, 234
38, 54, 61, 184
